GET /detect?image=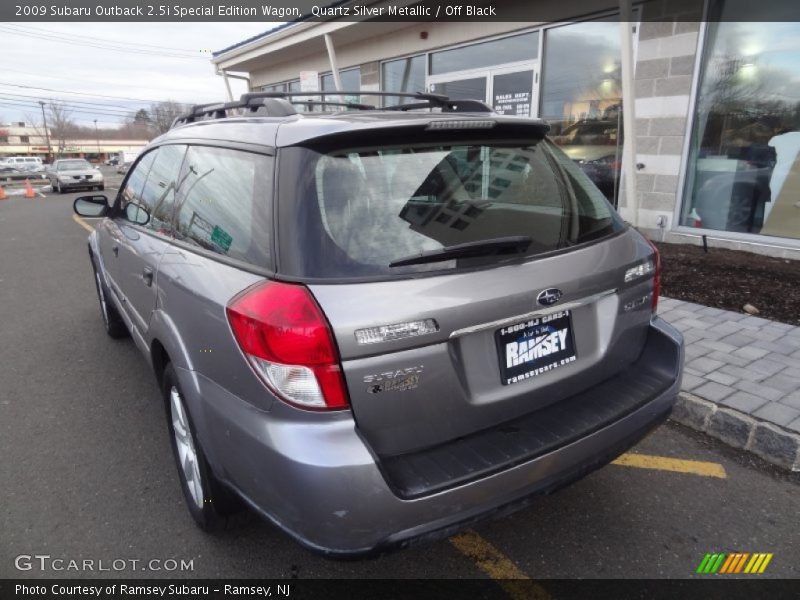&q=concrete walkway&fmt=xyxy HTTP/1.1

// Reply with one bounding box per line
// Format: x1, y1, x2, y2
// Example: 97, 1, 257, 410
659, 297, 800, 470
